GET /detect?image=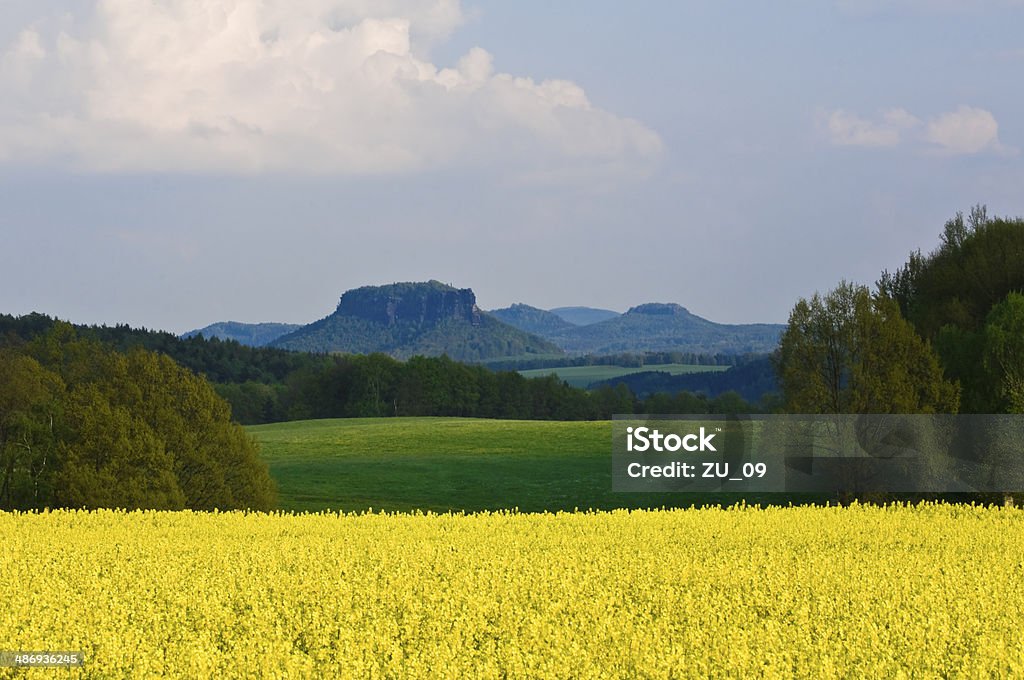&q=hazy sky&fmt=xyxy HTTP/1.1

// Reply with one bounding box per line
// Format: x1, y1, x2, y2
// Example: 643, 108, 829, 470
1, 0, 1021, 333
